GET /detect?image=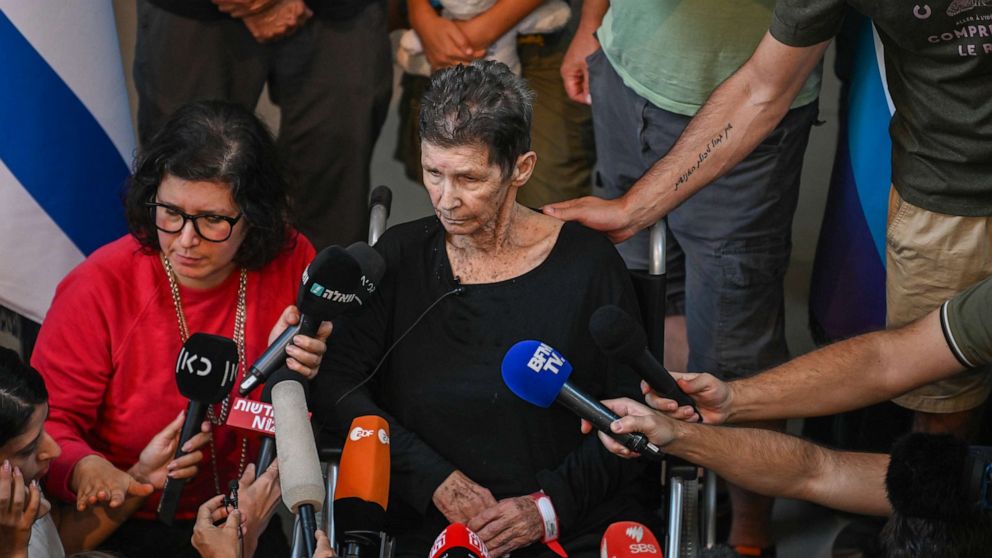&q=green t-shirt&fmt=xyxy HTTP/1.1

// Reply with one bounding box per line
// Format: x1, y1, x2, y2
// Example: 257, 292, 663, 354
943, 275, 992, 368
598, 0, 822, 117
771, 0, 992, 217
